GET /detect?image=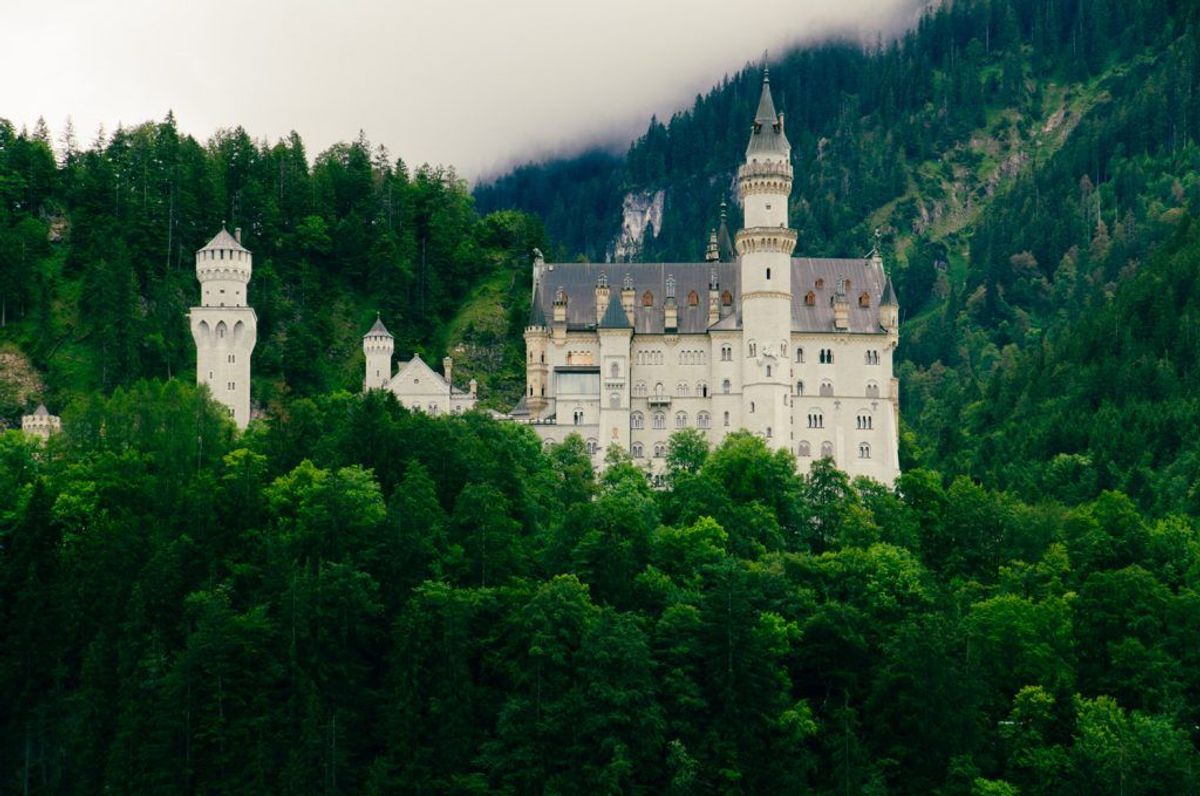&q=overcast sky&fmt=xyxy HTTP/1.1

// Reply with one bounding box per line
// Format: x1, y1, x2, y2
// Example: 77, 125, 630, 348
4, 0, 924, 182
